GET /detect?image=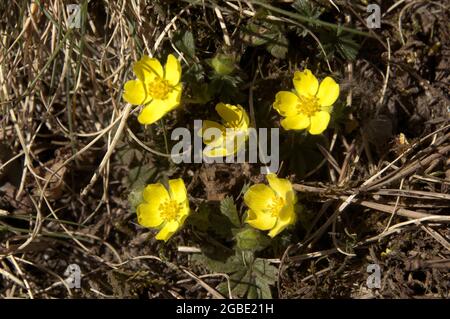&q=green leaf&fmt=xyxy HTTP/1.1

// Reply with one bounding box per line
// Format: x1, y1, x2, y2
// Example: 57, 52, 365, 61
253, 258, 278, 285
292, 0, 323, 20
220, 196, 241, 228
194, 251, 277, 299
128, 186, 144, 211
210, 53, 236, 76
126, 164, 157, 190
319, 28, 361, 61
235, 227, 271, 252
191, 253, 243, 274
187, 203, 210, 232
174, 30, 196, 60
